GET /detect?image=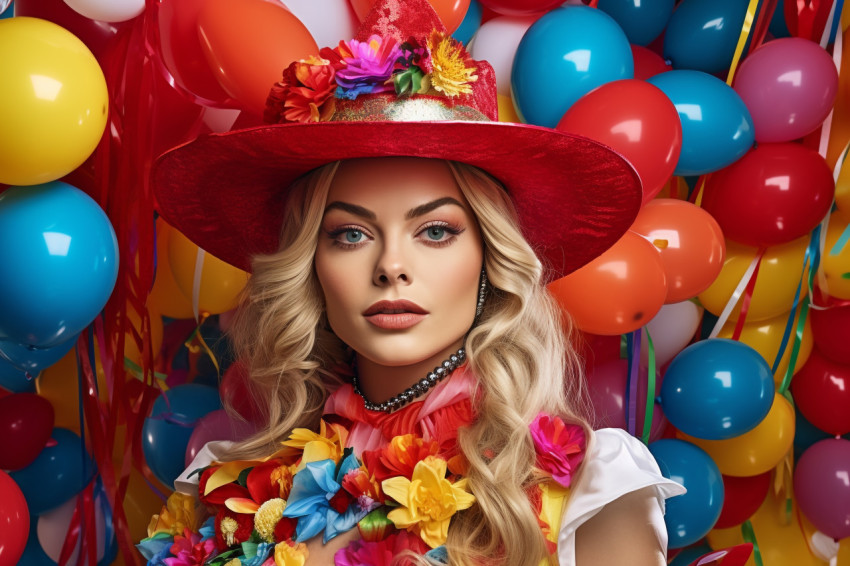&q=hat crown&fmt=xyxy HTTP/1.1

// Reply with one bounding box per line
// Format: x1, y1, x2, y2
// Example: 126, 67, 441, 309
357, 0, 446, 43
